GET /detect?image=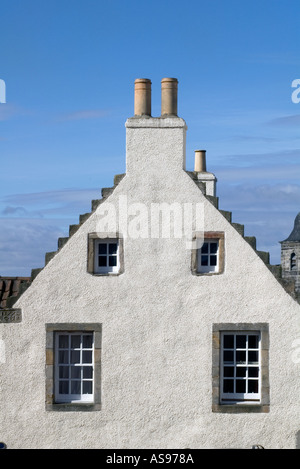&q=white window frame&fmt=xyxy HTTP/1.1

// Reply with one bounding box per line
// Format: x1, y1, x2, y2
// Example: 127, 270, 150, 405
55, 332, 94, 404
94, 238, 120, 274
197, 239, 219, 273
220, 331, 261, 403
